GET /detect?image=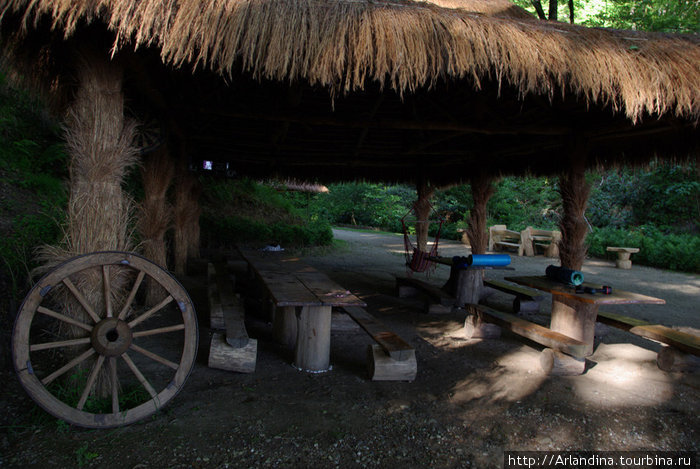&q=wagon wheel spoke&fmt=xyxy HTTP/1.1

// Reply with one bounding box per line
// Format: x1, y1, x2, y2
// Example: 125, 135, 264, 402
121, 352, 158, 399
13, 251, 198, 429
130, 343, 179, 370
37, 306, 92, 332
118, 271, 145, 320
41, 348, 96, 386
128, 295, 173, 329
62, 278, 101, 323
30, 336, 92, 352
132, 324, 185, 338
103, 265, 112, 318
77, 355, 105, 410
110, 357, 119, 414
